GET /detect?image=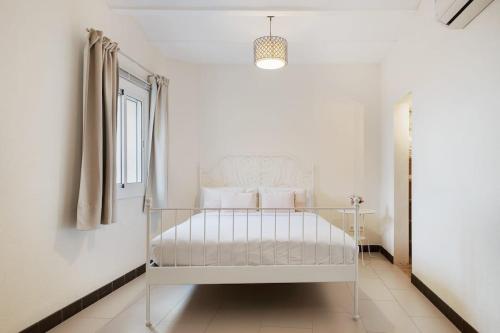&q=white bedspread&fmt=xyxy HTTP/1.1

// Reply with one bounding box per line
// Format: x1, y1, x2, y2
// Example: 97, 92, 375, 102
151, 212, 356, 266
